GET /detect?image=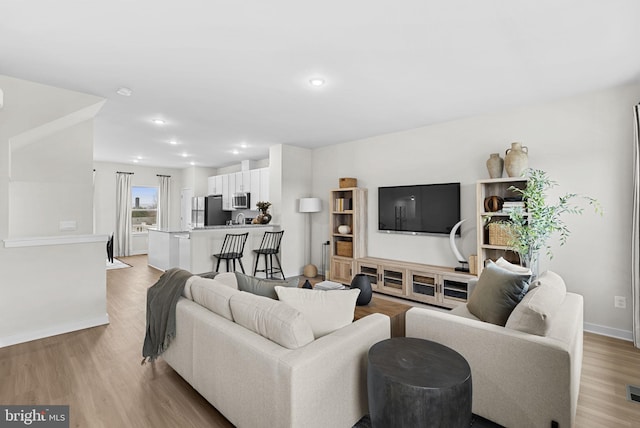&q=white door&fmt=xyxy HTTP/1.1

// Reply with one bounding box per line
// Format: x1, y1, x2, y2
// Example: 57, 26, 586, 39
181, 188, 194, 230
